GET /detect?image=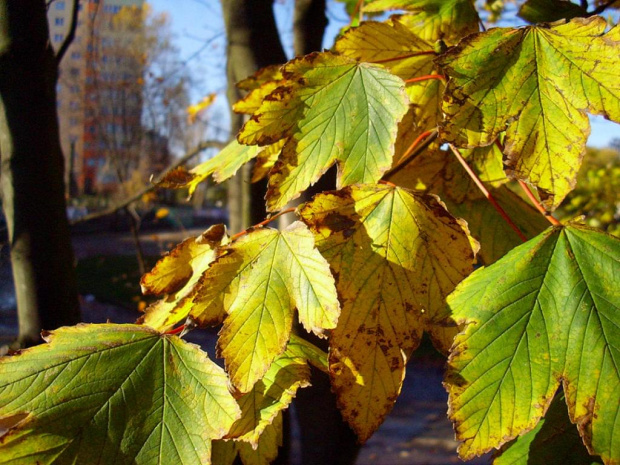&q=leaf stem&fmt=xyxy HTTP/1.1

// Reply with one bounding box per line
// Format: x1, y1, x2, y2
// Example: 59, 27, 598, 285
494, 140, 562, 226
229, 207, 297, 242
164, 324, 185, 336
384, 130, 438, 179
448, 144, 528, 242
404, 74, 446, 84
378, 180, 397, 187
371, 51, 437, 64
